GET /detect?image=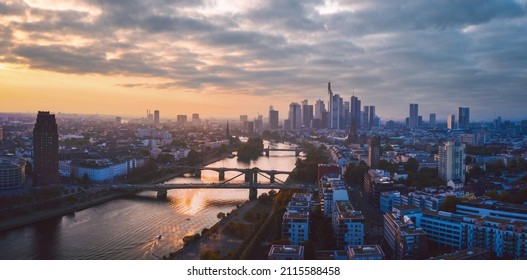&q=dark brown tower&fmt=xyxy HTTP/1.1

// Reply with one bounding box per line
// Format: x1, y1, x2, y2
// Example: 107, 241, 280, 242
33, 111, 59, 187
